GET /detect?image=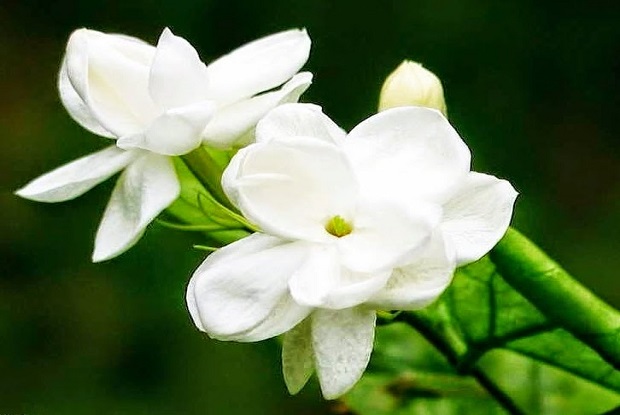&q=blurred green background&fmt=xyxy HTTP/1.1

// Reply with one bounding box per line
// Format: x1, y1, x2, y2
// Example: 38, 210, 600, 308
2, 1, 620, 413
